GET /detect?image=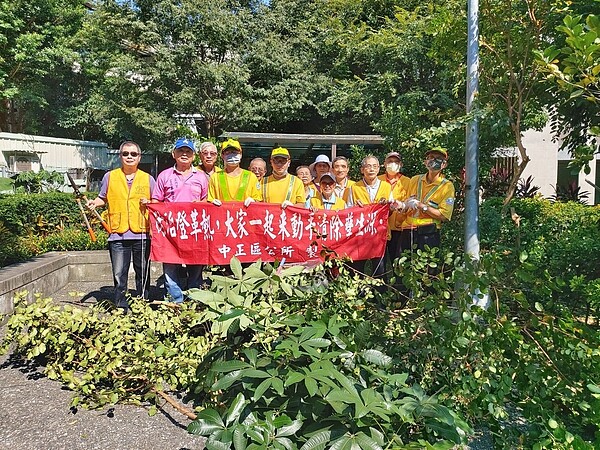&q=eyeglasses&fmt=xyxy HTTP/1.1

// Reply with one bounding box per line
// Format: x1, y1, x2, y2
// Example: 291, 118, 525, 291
321, 181, 335, 186
121, 152, 139, 157
201, 151, 217, 156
